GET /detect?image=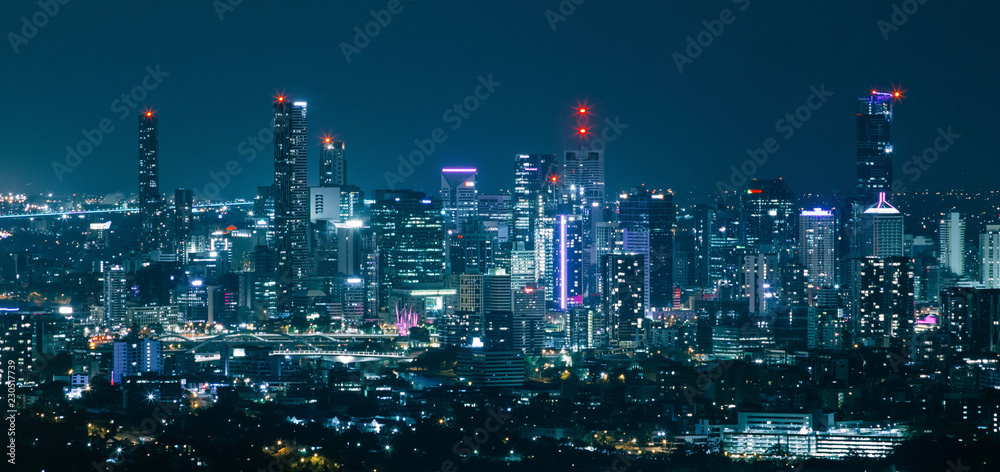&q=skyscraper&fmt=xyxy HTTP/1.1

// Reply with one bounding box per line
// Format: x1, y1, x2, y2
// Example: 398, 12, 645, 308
512, 286, 545, 353
138, 110, 164, 252
272, 97, 310, 315
441, 168, 478, 233
981, 225, 1000, 289
939, 211, 965, 276
319, 138, 346, 187
174, 188, 193, 247
104, 265, 127, 330
743, 253, 778, 315
854, 256, 913, 347
857, 91, 894, 202
554, 214, 583, 310
482, 273, 513, 350
603, 253, 645, 348
370, 190, 445, 313
513, 153, 558, 247
618, 188, 675, 311
740, 178, 796, 253
560, 149, 605, 209
860, 193, 904, 258
799, 208, 837, 288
